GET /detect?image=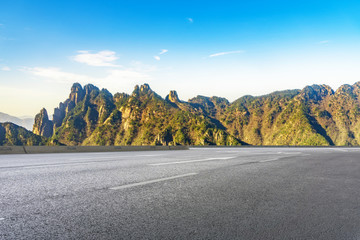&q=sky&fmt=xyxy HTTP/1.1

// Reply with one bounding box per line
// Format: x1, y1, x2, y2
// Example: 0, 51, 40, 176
1, 0, 360, 117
